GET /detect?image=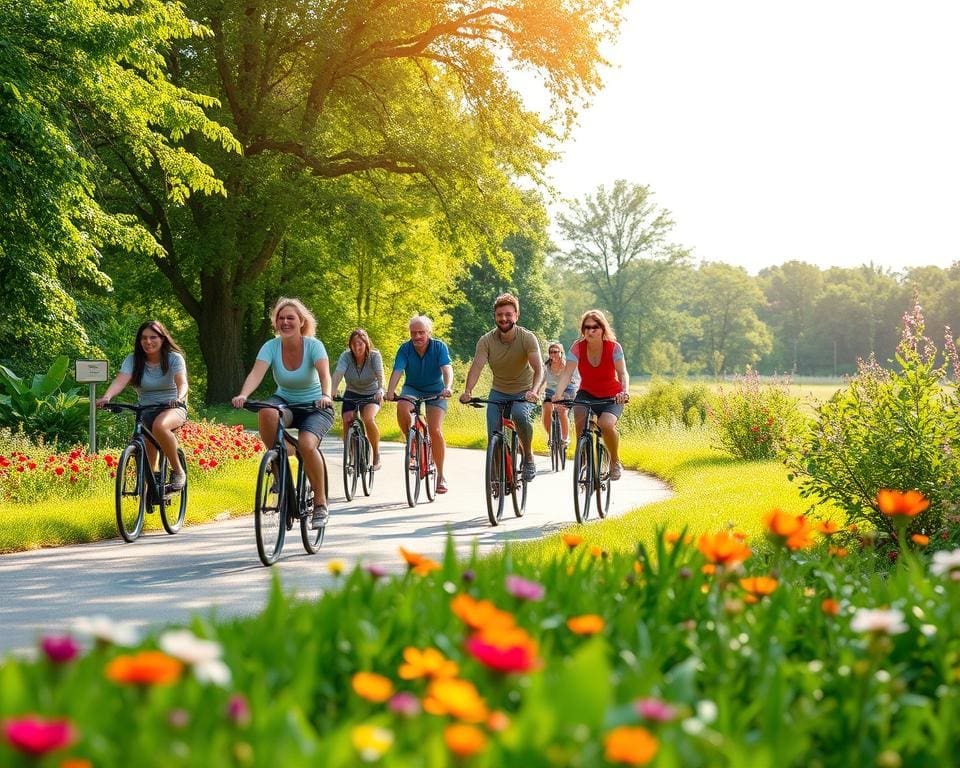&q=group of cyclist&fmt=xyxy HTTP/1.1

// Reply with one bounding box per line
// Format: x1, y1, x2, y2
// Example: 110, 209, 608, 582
98, 293, 630, 530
